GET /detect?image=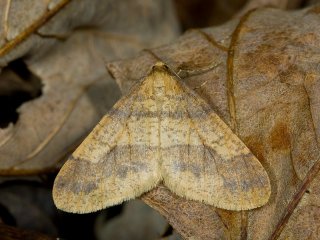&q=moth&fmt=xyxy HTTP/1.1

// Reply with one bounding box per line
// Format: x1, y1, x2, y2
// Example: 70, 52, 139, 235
53, 62, 271, 213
